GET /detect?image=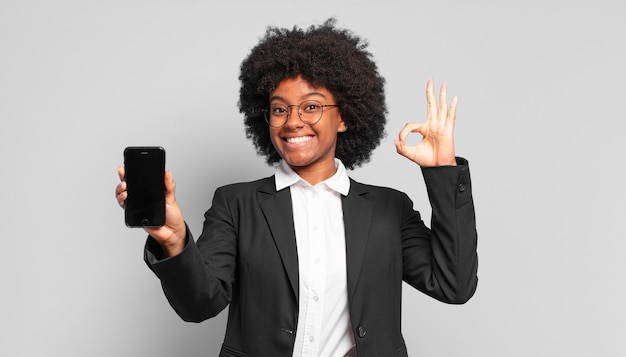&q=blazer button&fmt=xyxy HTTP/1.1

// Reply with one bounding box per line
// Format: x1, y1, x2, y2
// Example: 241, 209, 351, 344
357, 326, 367, 338
459, 183, 466, 192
